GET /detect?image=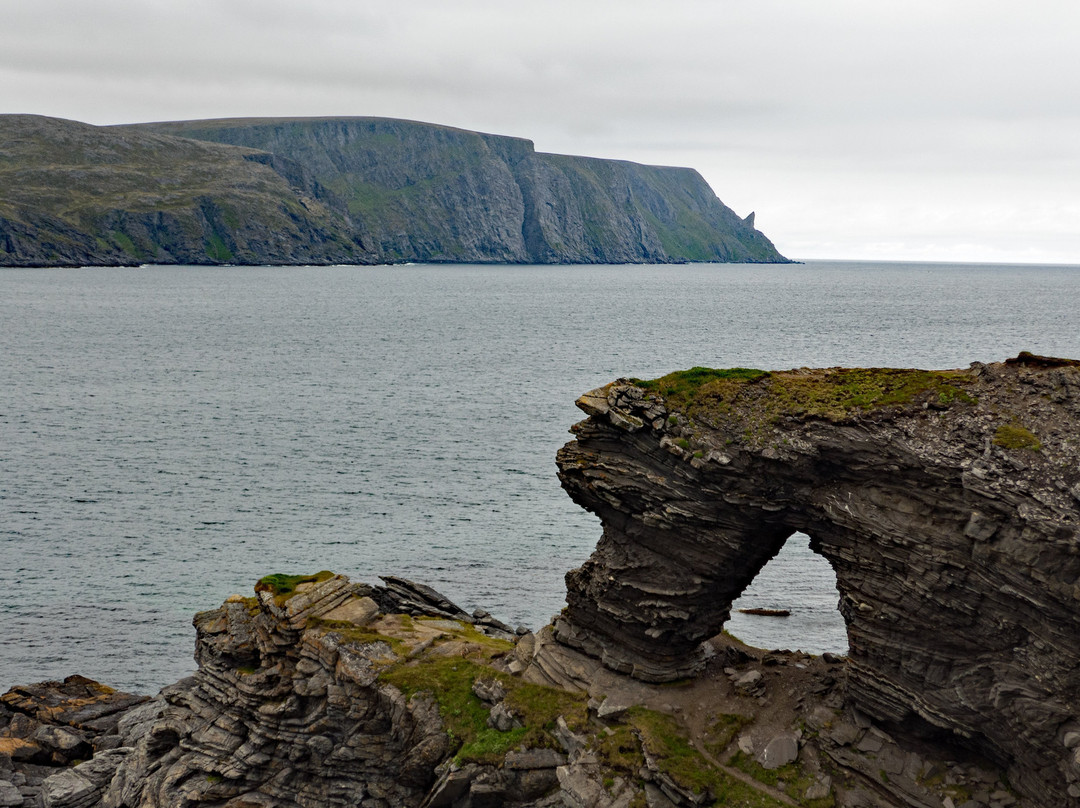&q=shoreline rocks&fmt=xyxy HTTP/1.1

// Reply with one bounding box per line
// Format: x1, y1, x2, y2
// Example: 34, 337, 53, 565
0, 572, 1040, 808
